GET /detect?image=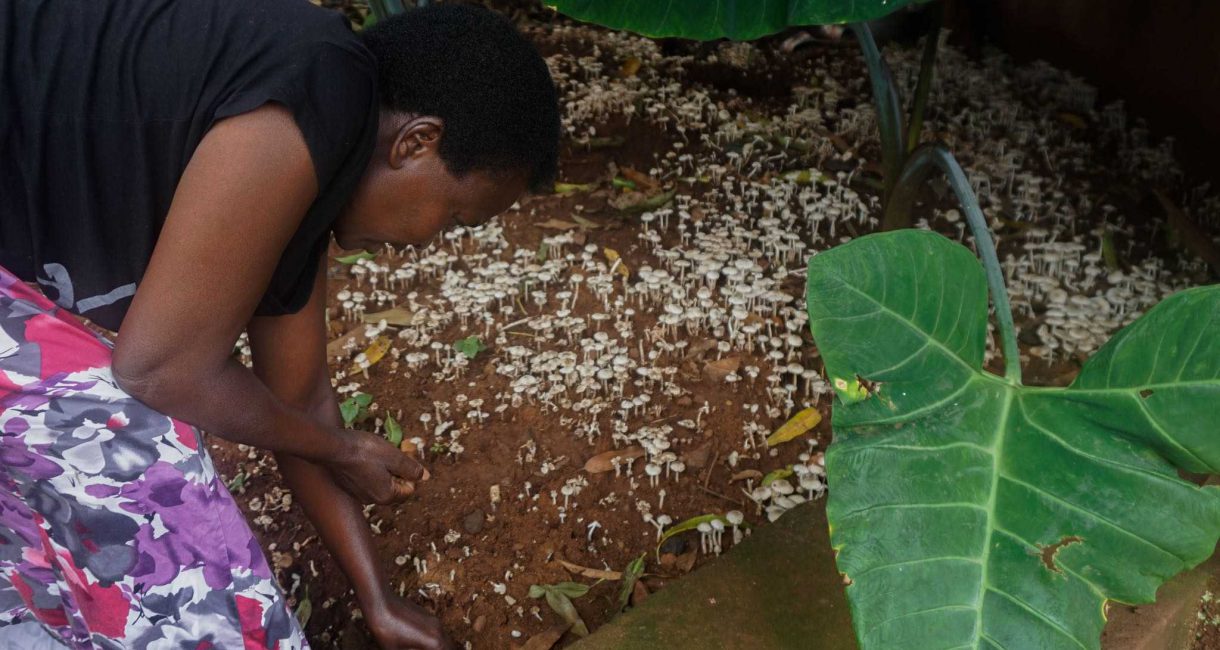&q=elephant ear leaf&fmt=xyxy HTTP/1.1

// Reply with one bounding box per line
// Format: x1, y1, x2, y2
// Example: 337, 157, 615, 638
806, 229, 1220, 650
